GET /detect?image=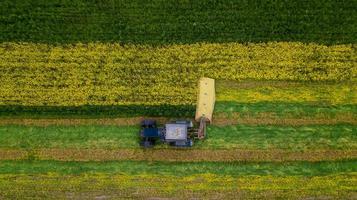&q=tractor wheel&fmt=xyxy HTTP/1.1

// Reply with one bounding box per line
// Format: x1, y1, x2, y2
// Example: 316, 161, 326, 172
141, 119, 157, 128
187, 139, 194, 147
144, 140, 153, 148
